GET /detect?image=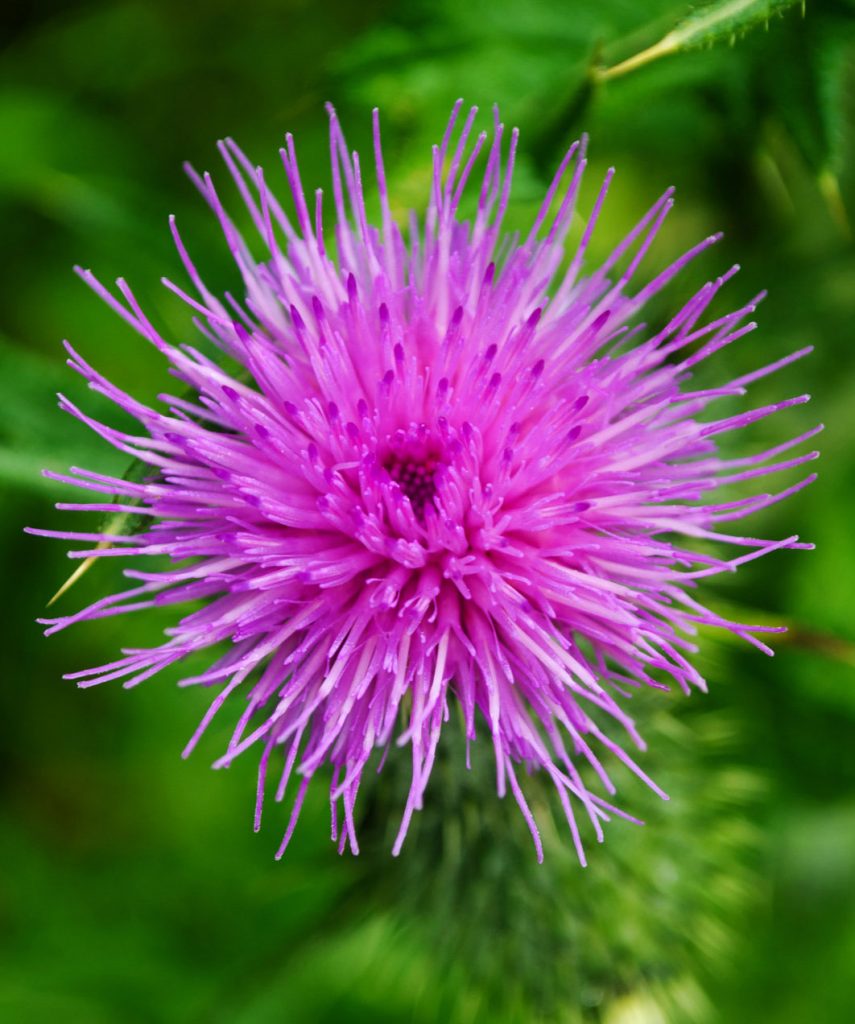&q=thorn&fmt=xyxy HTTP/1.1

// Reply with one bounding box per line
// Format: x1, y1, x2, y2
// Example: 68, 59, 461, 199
47, 540, 113, 607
